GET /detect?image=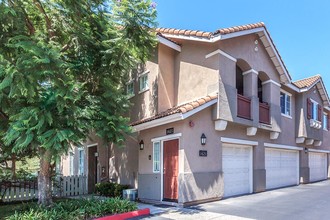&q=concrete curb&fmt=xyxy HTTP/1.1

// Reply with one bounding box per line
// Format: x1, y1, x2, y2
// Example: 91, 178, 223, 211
94, 208, 150, 220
